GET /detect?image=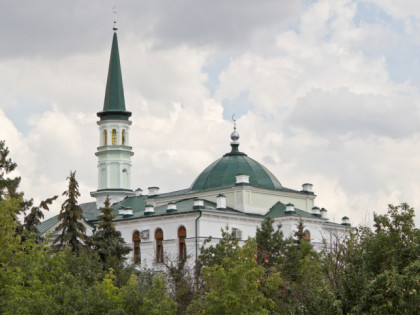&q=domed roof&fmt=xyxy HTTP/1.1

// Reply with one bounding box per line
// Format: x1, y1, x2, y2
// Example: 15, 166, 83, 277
190, 129, 282, 191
